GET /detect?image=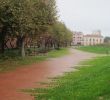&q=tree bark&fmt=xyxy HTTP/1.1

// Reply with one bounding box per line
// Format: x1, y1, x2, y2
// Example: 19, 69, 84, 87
1, 39, 5, 53
0, 26, 7, 53
21, 39, 25, 58
16, 35, 26, 58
